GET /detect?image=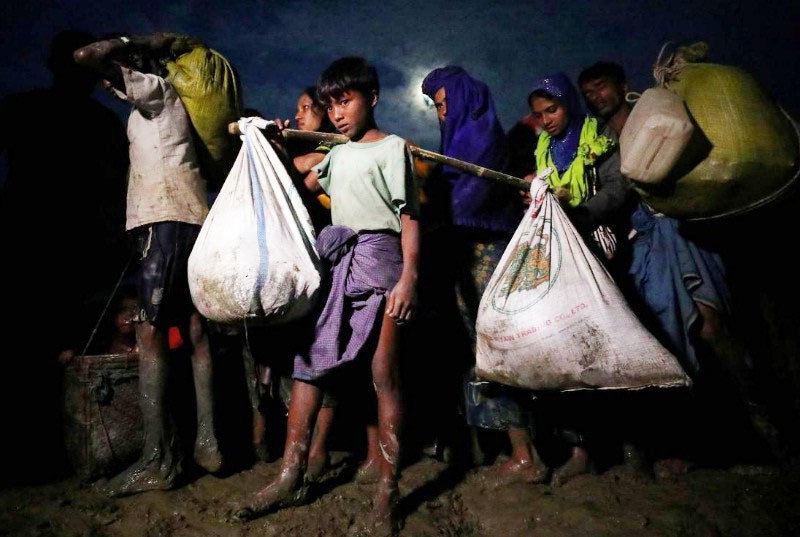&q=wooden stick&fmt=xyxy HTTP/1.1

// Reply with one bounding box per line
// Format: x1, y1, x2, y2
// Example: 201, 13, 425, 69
228, 122, 530, 191
409, 145, 529, 190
